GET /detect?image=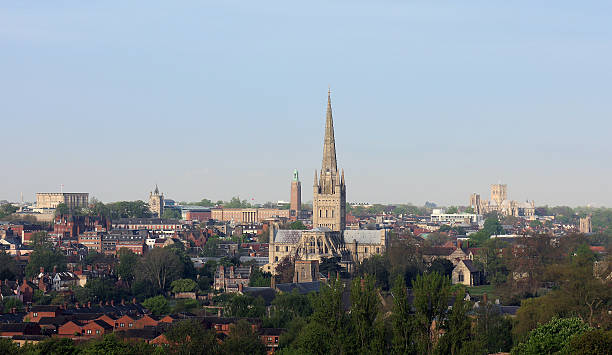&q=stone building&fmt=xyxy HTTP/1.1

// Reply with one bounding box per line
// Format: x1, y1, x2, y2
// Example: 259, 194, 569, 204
36, 192, 89, 210
211, 208, 289, 224
579, 215, 592, 234
470, 184, 535, 219
290, 170, 302, 221
294, 260, 319, 283
265, 91, 387, 274
214, 265, 252, 292
312, 91, 346, 231
148, 185, 164, 218
452, 260, 482, 287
